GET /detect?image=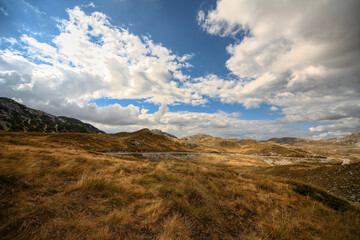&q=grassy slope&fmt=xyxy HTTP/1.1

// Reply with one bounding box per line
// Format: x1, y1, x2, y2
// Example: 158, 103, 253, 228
0, 132, 359, 239
260, 162, 360, 203
269, 137, 360, 161
182, 134, 313, 157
